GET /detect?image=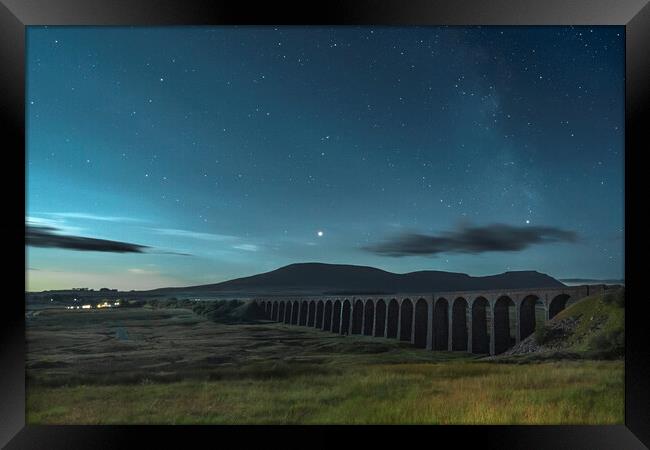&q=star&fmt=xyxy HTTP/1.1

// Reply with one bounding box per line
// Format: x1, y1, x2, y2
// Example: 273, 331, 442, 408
317, 231, 324, 237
